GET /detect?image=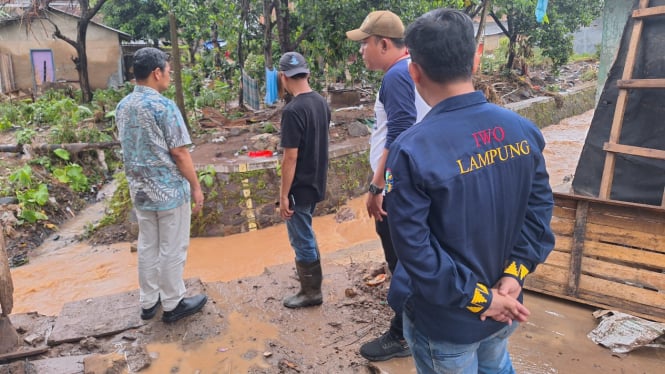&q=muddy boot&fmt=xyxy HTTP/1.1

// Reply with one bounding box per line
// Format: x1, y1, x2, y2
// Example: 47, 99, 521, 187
283, 260, 323, 308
